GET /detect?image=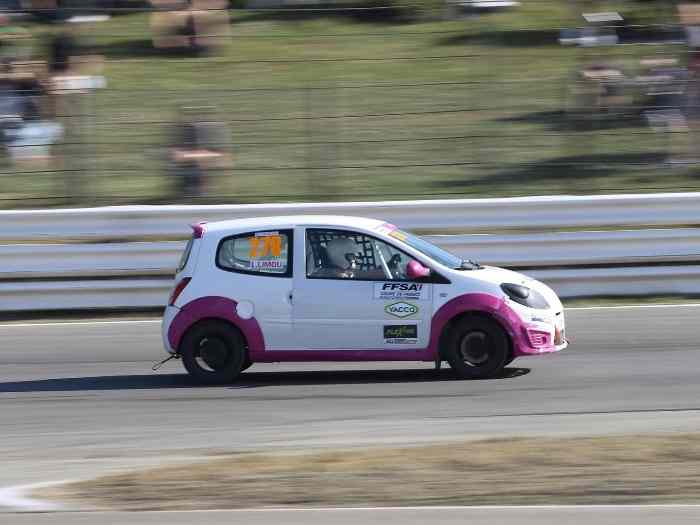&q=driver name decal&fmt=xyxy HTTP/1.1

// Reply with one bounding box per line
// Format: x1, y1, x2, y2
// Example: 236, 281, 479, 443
374, 282, 431, 301
249, 259, 285, 270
